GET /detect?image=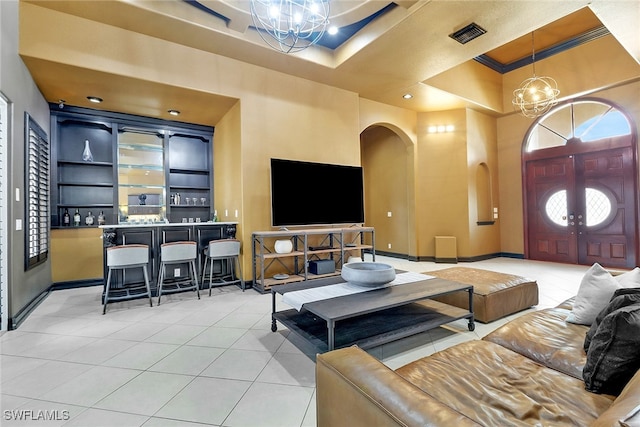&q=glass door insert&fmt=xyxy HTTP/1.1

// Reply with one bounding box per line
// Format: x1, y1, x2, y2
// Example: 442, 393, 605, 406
118, 129, 165, 224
